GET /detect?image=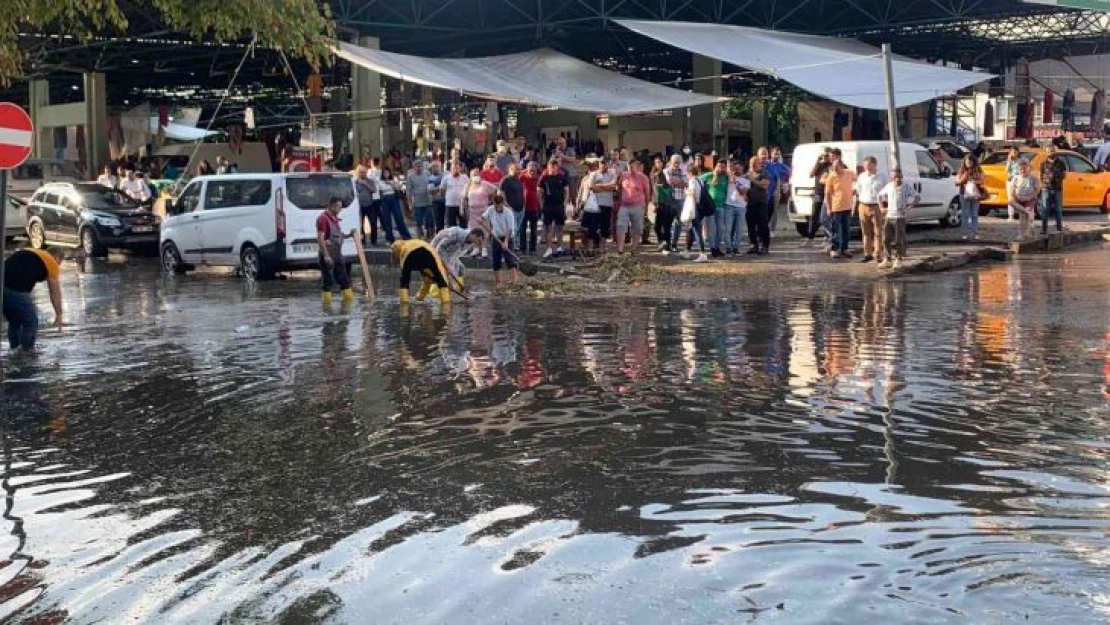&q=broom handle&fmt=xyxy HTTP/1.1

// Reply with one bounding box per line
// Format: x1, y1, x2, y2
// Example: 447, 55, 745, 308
350, 229, 374, 299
